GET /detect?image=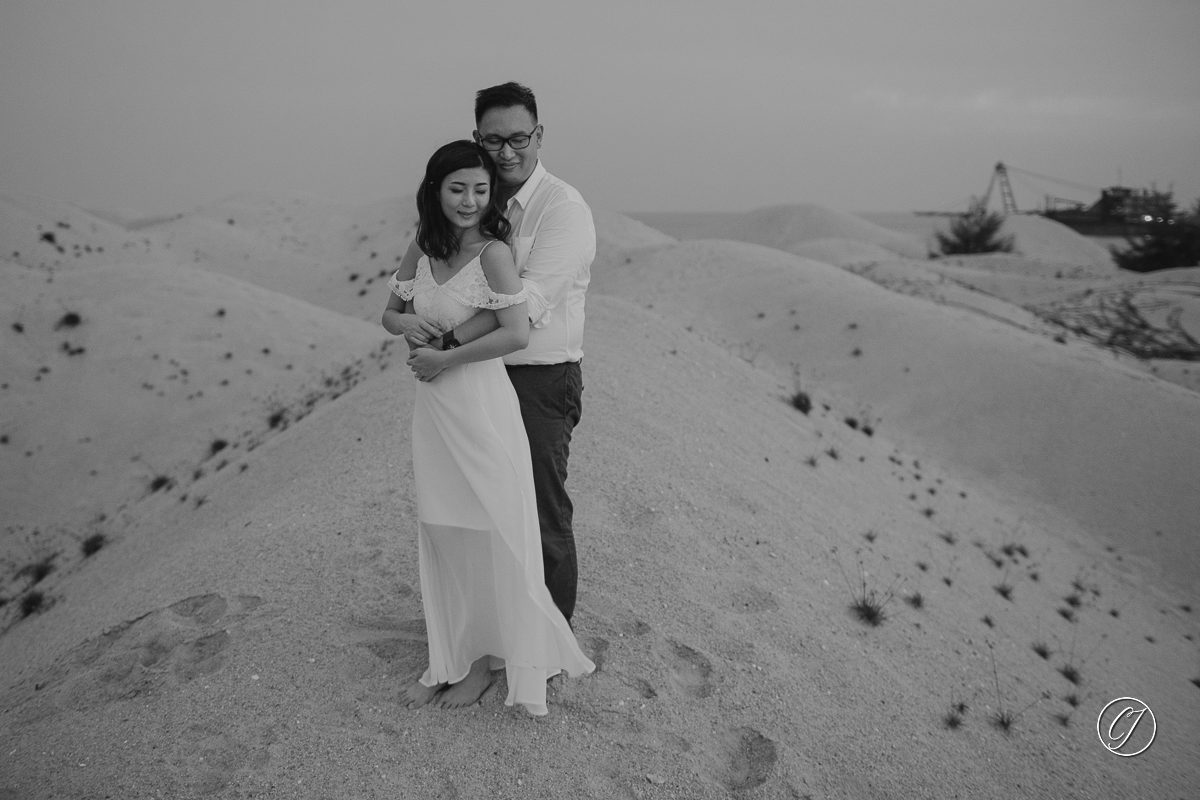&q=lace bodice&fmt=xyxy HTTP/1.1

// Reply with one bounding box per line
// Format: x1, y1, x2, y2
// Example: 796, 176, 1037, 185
389, 248, 529, 332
